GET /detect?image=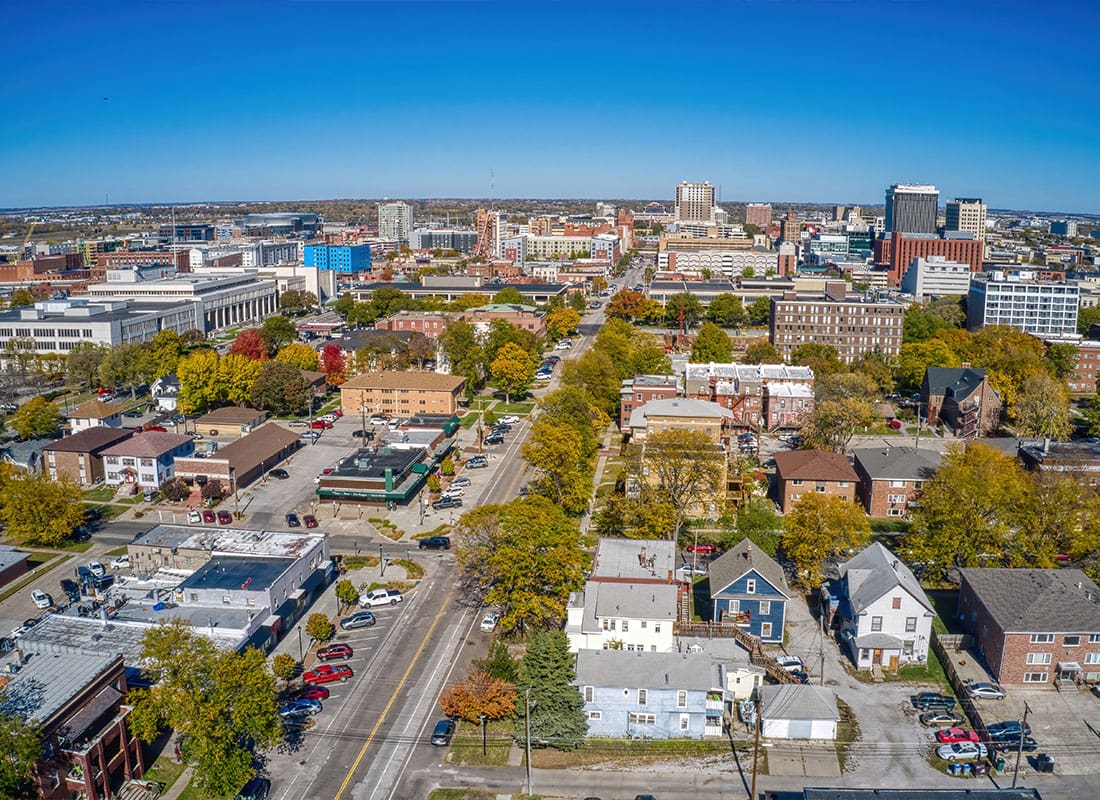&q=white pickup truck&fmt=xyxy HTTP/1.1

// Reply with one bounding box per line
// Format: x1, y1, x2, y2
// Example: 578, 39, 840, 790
358, 588, 404, 607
